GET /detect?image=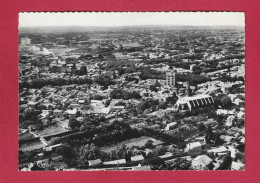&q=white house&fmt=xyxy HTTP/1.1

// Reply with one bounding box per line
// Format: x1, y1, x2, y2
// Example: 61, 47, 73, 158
192, 155, 213, 170
131, 155, 144, 162
185, 141, 202, 152
65, 108, 77, 116
225, 115, 235, 127
88, 159, 102, 166
165, 122, 178, 130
